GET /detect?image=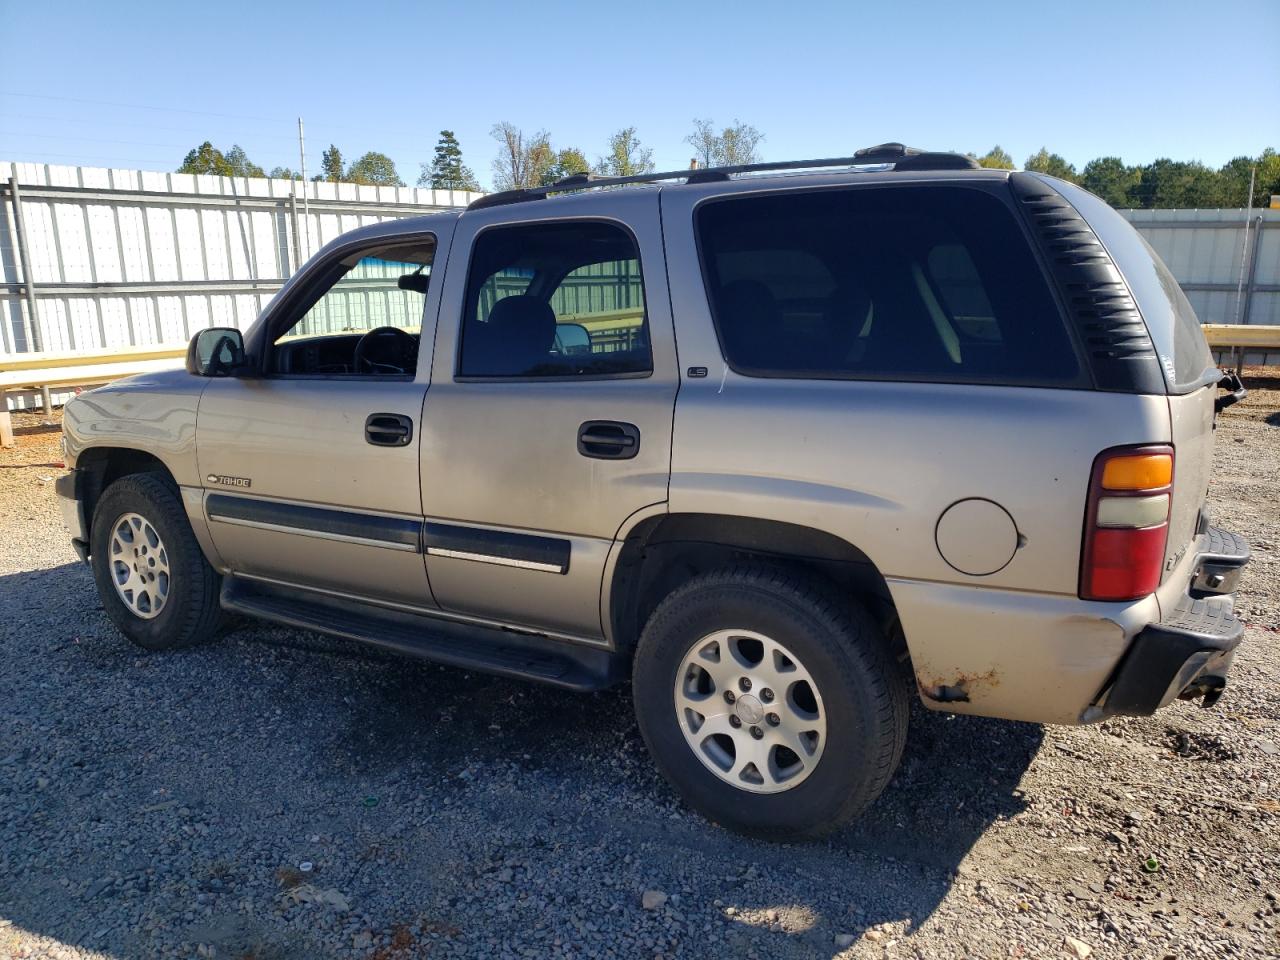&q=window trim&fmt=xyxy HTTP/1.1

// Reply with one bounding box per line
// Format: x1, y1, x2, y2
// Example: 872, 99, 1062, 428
246, 230, 438, 382
454, 217, 653, 383
692, 181, 1093, 390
